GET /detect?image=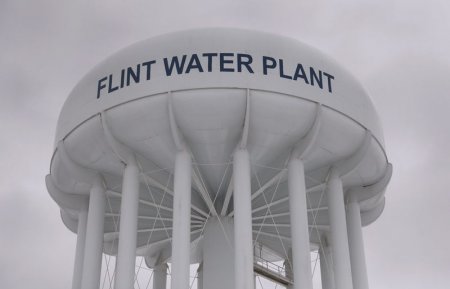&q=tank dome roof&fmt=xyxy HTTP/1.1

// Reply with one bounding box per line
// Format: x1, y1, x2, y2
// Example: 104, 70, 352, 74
55, 28, 384, 147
